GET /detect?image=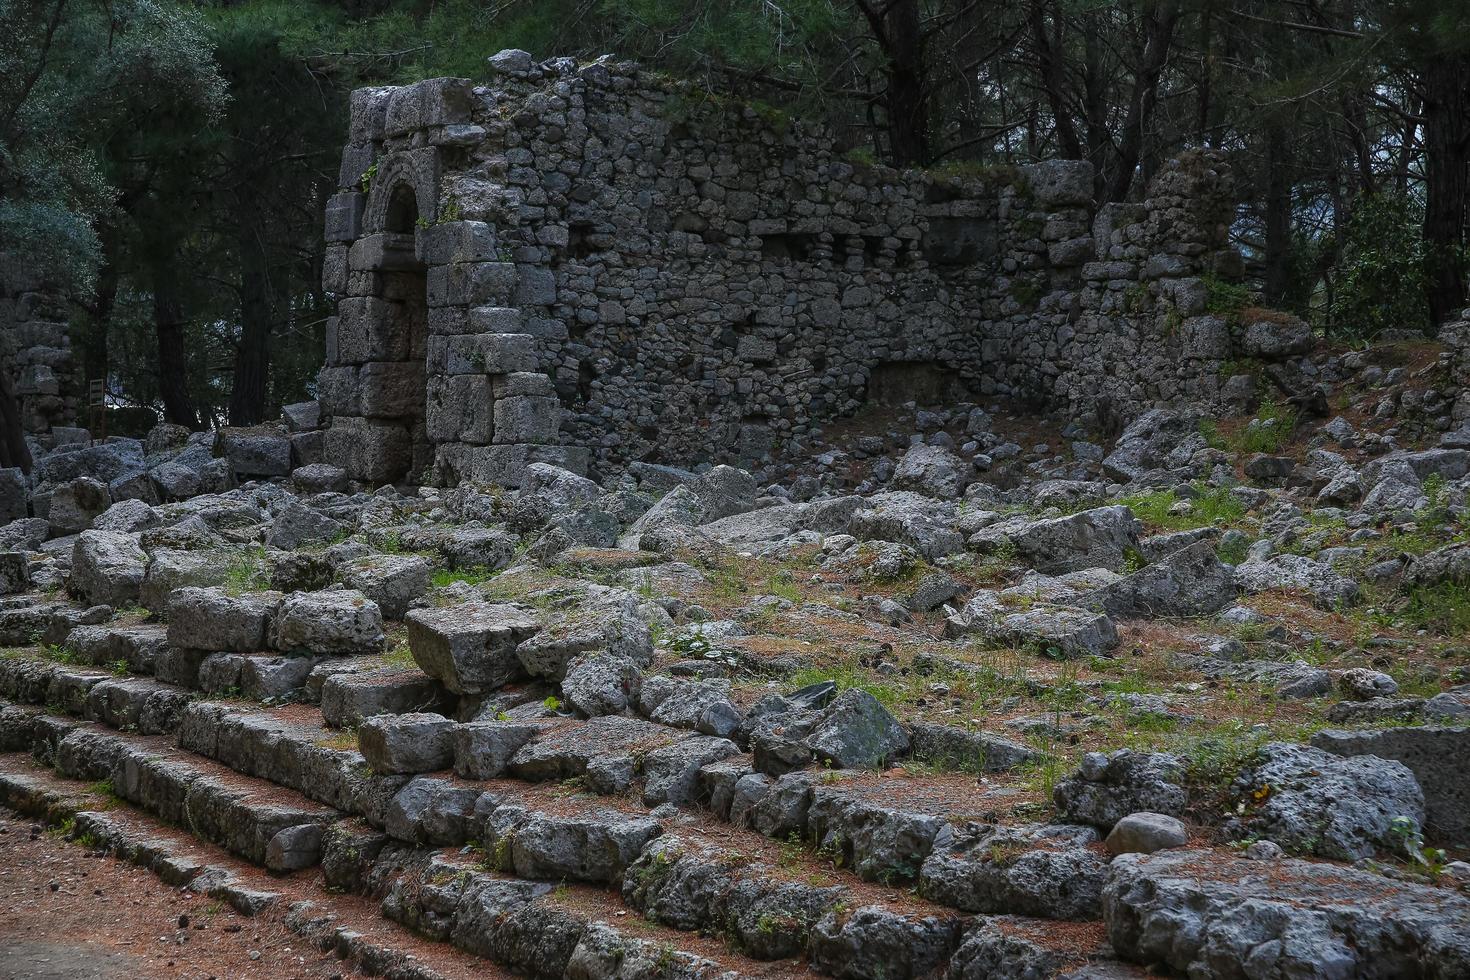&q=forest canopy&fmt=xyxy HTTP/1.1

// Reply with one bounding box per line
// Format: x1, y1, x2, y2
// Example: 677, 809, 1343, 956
2, 0, 1469, 429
